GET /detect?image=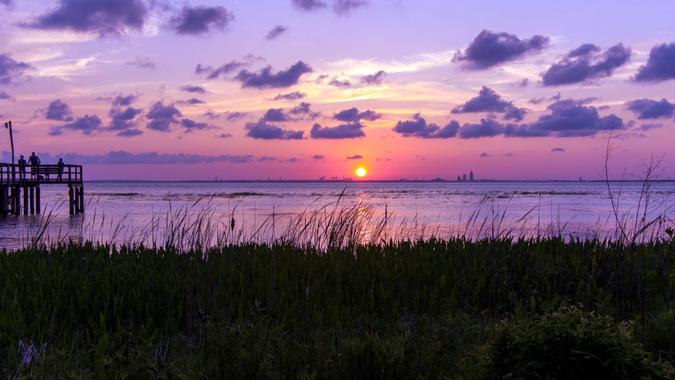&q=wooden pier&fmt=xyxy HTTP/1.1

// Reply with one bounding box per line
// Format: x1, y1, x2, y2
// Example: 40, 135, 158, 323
0, 163, 84, 216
